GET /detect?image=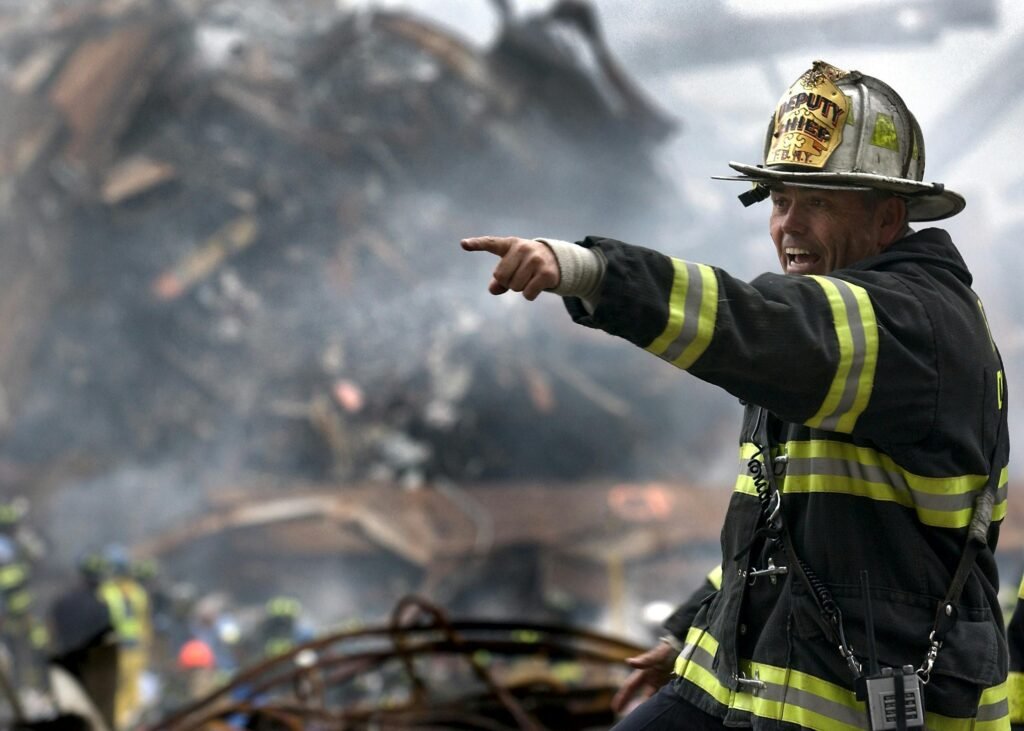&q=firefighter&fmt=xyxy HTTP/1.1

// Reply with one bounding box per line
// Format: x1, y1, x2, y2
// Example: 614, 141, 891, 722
48, 552, 118, 730
0, 497, 49, 690
0, 535, 48, 692
254, 595, 314, 661
175, 638, 219, 701
0, 498, 46, 565
98, 544, 151, 730
463, 60, 1008, 729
